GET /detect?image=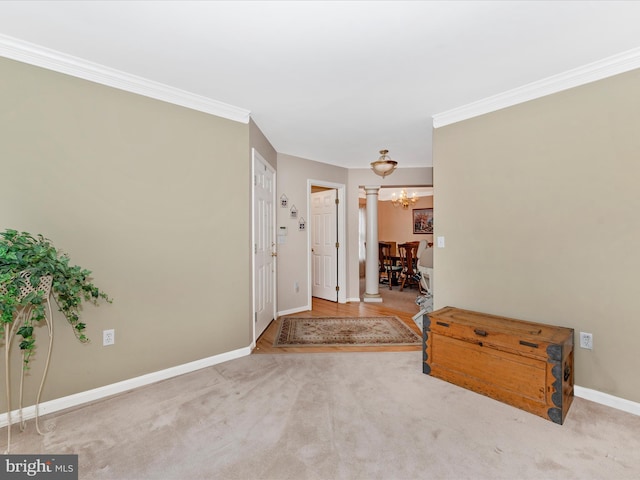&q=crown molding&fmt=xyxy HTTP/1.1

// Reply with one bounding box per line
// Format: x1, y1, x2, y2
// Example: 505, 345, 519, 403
433, 46, 640, 128
0, 33, 251, 124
